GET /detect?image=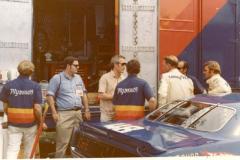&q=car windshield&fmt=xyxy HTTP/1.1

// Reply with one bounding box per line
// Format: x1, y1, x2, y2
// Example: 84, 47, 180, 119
147, 100, 235, 132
